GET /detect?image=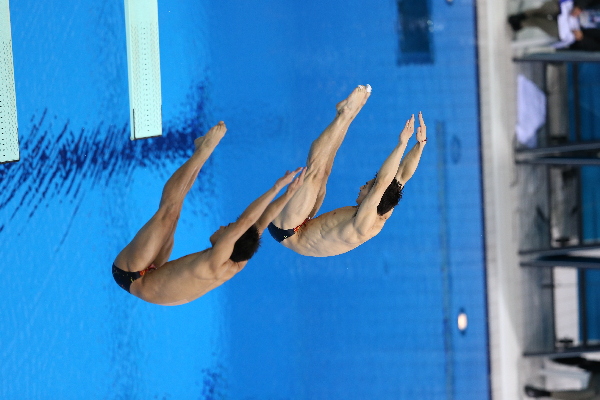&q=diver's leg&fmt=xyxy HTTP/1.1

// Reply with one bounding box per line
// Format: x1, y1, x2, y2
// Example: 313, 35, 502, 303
272, 85, 370, 228
114, 122, 226, 272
